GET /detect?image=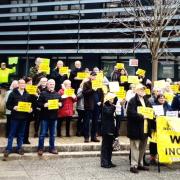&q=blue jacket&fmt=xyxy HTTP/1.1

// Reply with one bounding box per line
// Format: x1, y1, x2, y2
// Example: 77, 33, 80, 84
171, 93, 180, 111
